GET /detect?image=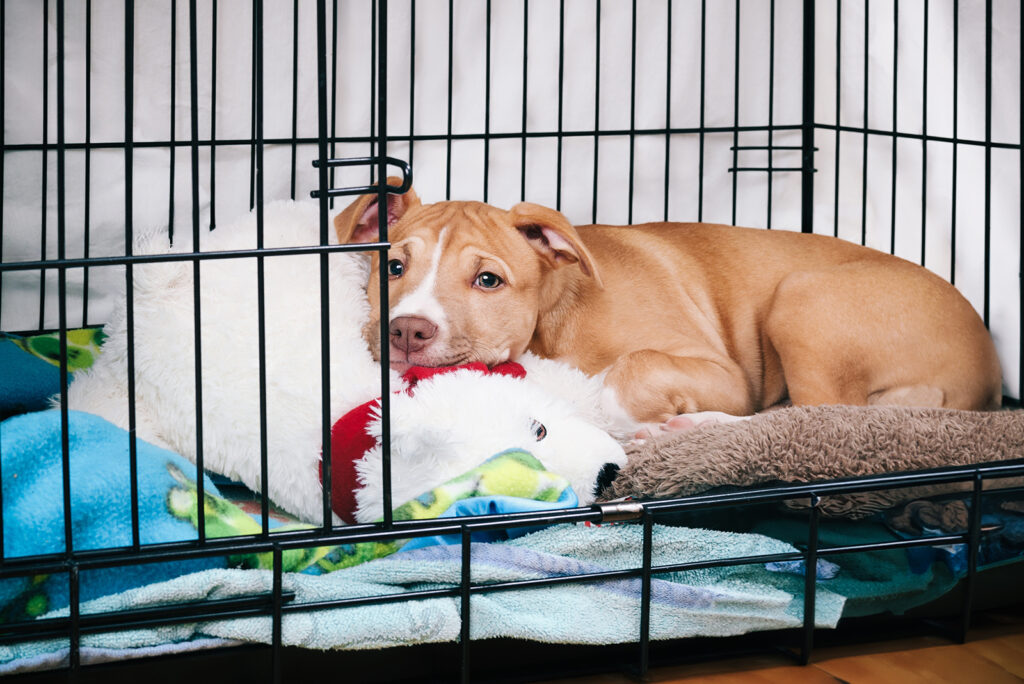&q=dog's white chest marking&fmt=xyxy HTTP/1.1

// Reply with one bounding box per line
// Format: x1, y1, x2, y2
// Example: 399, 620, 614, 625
390, 227, 450, 327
